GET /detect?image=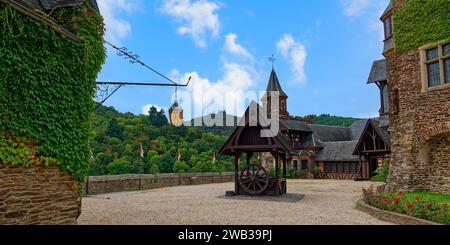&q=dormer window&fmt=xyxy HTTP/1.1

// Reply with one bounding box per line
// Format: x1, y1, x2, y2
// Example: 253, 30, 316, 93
383, 16, 393, 40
